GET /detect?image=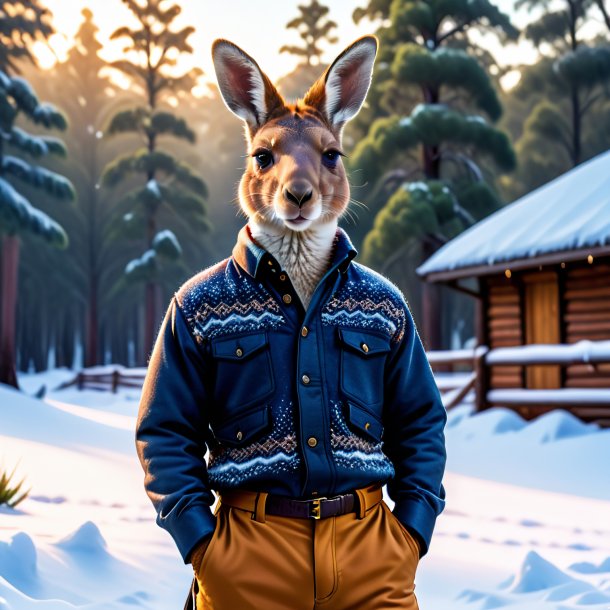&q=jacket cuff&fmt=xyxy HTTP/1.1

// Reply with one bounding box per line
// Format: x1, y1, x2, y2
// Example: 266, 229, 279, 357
160, 503, 217, 564
392, 498, 438, 558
